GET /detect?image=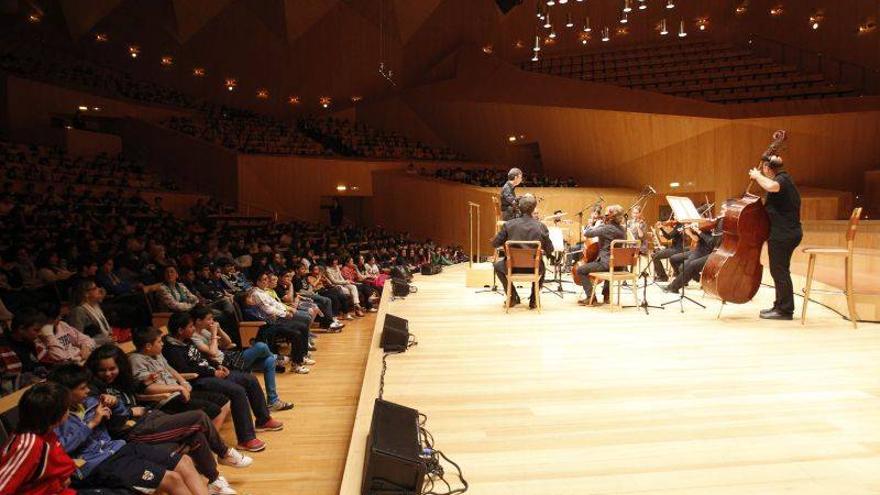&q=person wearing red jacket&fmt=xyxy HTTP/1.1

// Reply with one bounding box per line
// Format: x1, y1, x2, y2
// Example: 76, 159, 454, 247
0, 382, 76, 495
